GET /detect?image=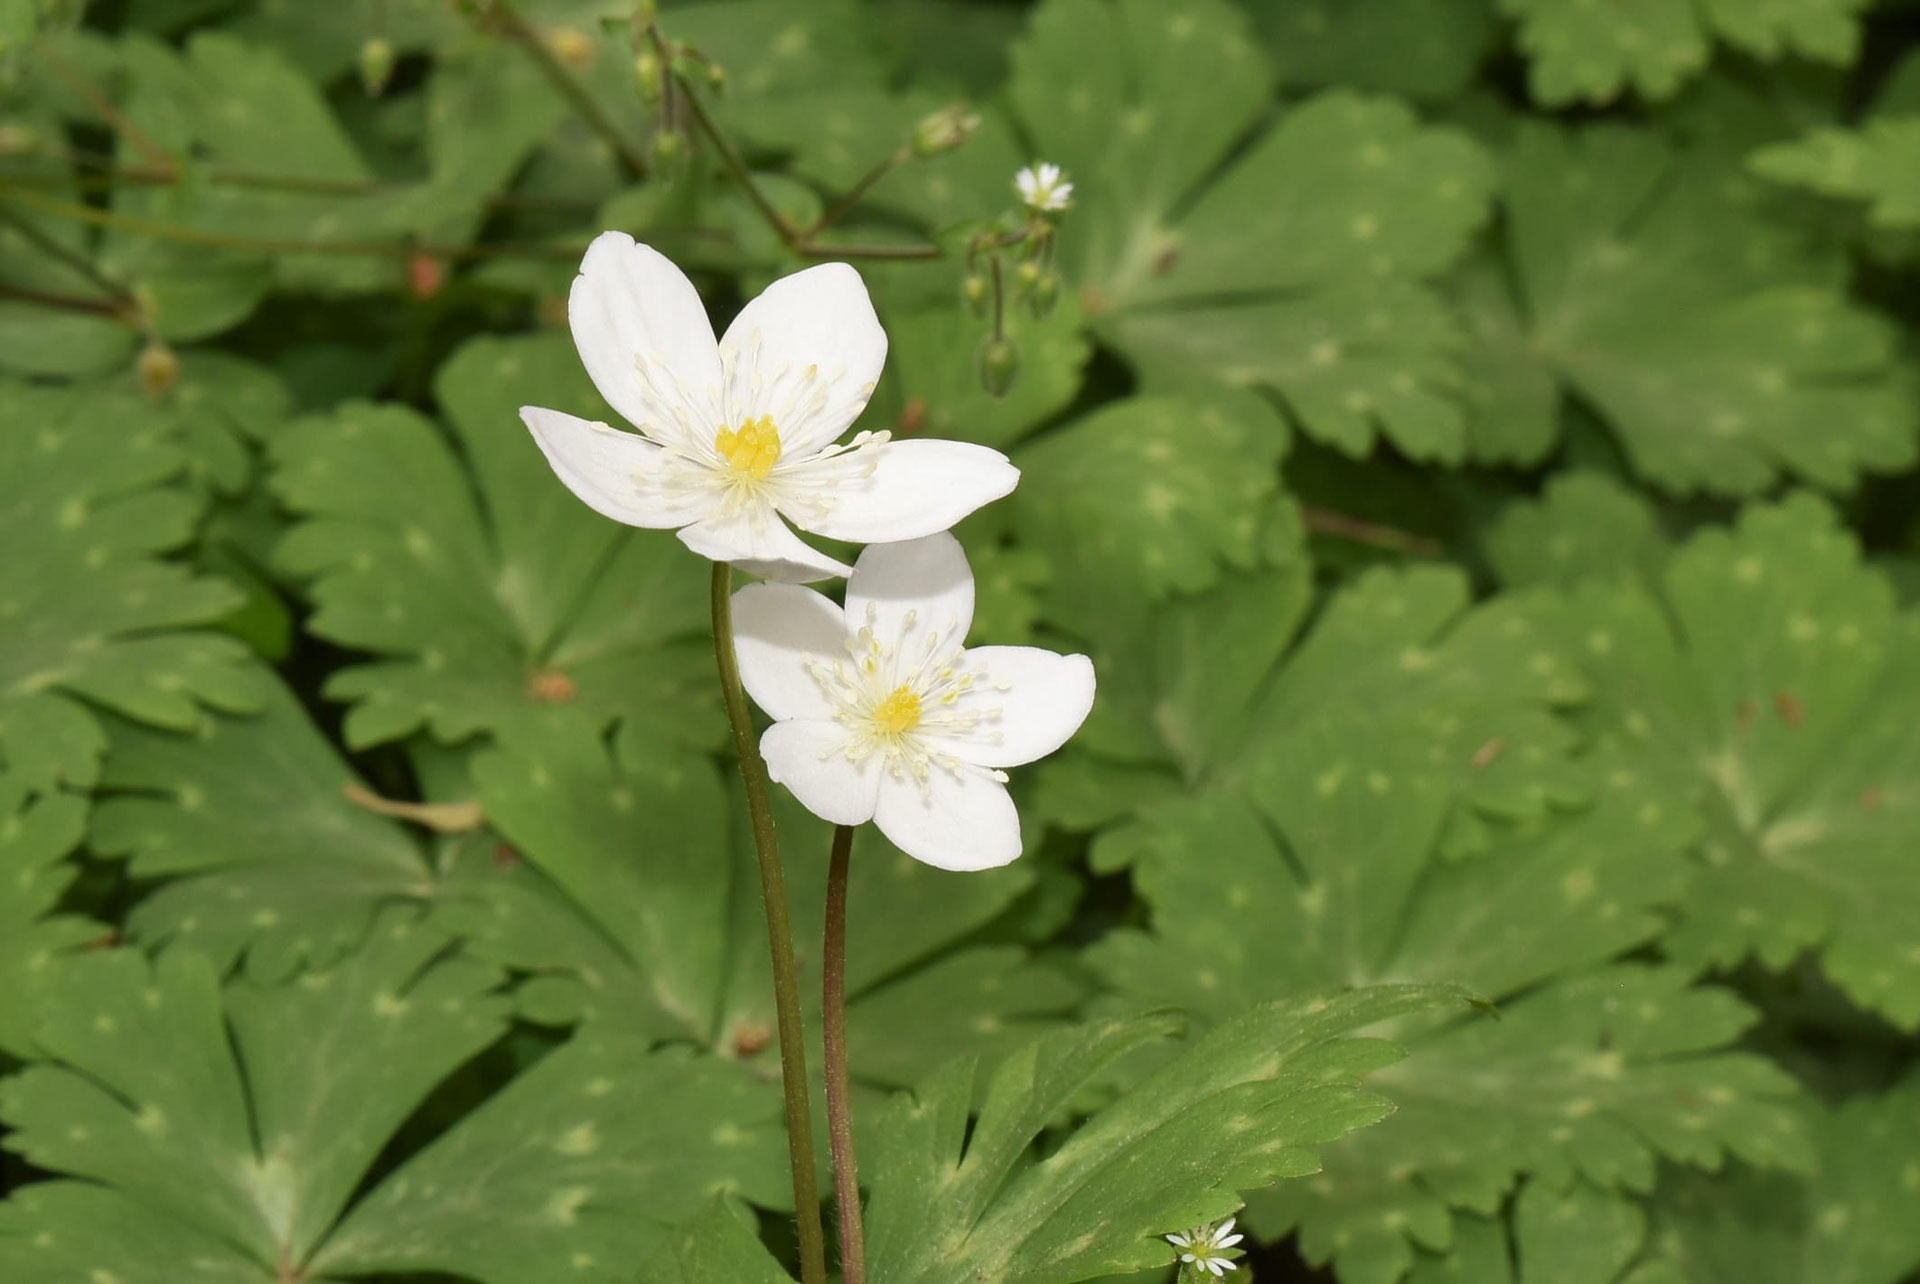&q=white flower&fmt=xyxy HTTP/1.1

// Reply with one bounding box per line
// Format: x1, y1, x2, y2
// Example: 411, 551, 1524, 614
1166, 1218, 1245, 1278
1014, 162, 1073, 212
521, 232, 1021, 582
730, 533, 1095, 870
